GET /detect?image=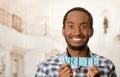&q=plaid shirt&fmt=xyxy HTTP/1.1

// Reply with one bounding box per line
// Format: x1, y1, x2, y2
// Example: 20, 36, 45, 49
35, 51, 117, 77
